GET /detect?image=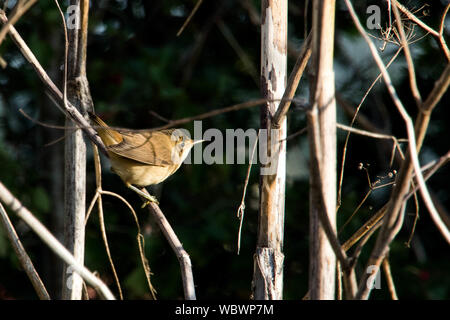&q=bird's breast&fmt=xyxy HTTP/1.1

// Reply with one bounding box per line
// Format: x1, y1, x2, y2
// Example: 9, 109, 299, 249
109, 153, 182, 186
